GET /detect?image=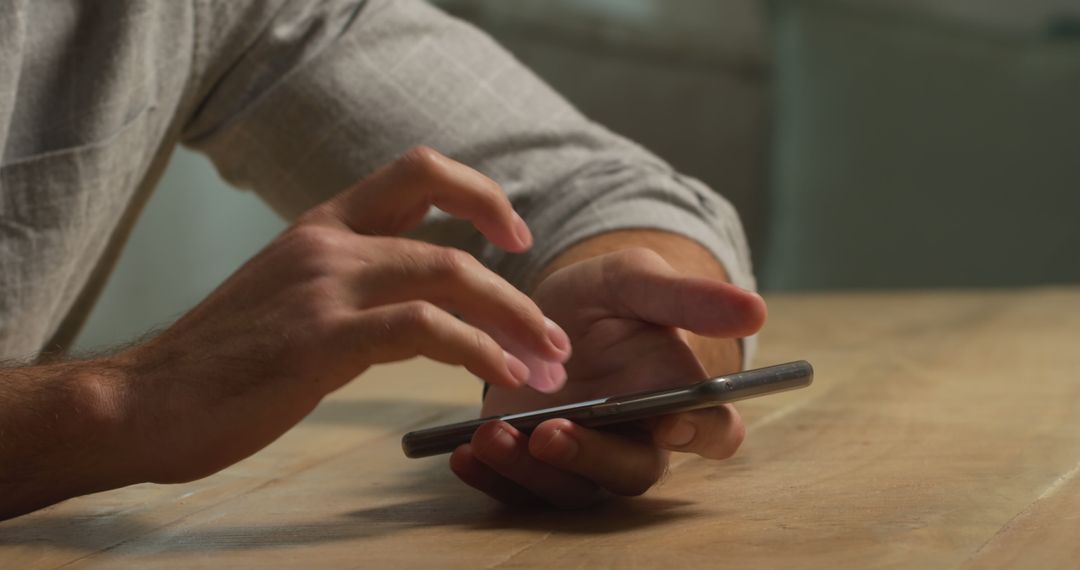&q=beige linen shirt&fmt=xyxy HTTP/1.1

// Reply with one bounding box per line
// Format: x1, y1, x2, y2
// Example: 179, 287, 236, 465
0, 0, 755, 362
